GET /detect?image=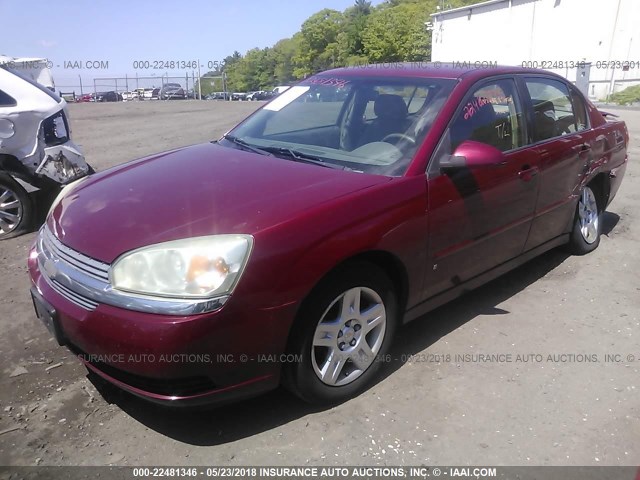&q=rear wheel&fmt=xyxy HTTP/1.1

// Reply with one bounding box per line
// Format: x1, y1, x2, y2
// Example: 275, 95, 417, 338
284, 263, 397, 404
0, 174, 33, 240
567, 184, 602, 255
